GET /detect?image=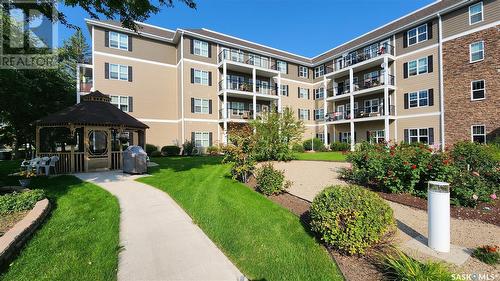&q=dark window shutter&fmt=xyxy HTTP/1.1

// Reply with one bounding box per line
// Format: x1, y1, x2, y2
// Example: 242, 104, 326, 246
128, 97, 133, 112
354, 132, 357, 142
428, 128, 434, 145
286, 63, 288, 74
307, 89, 310, 99
191, 68, 194, 83
427, 55, 433, 73
298, 109, 300, 119
128, 66, 133, 82
404, 129, 409, 143
209, 132, 213, 146
297, 87, 300, 98
207, 43, 212, 58
307, 110, 310, 120
403, 62, 408, 78
403, 31, 408, 48
209, 100, 212, 114
427, 22, 433, 40
105, 63, 109, 79
191, 98, 195, 113
327, 133, 330, 144
404, 93, 409, 109
128, 36, 133, 51
105, 31, 109, 47
208, 72, 212, 86
190, 39, 194, 54
367, 131, 370, 141
286, 85, 289, 96
339, 132, 342, 142
428, 89, 434, 106
191, 132, 195, 143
